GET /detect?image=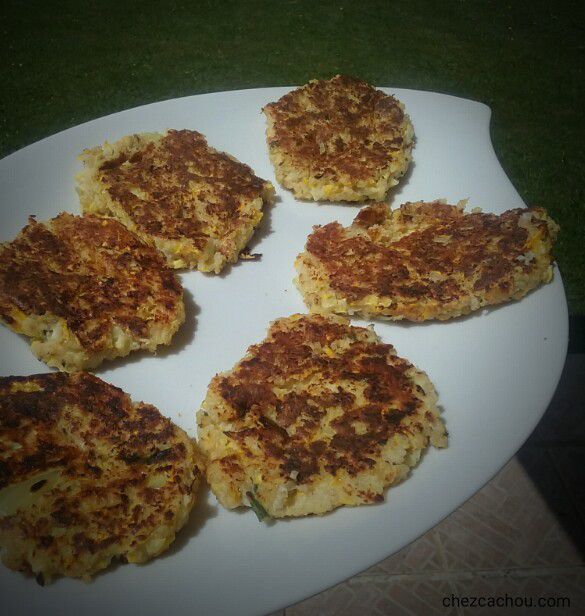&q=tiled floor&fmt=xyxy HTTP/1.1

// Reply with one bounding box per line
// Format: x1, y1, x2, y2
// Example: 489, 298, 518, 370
280, 355, 585, 615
